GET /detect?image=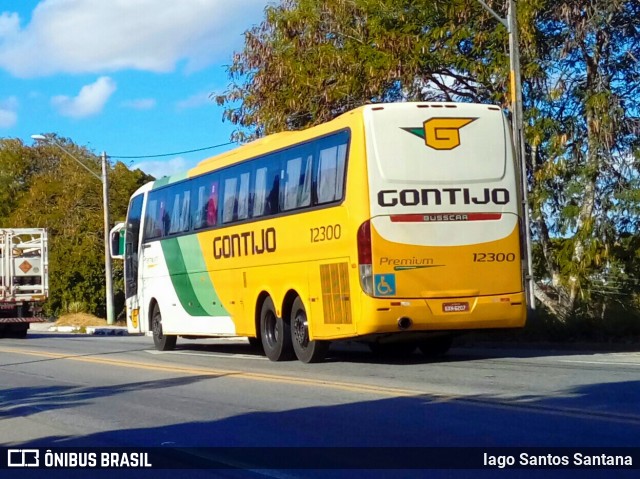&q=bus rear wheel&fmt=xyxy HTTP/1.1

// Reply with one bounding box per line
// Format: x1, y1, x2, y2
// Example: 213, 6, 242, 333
291, 297, 329, 363
151, 304, 177, 351
260, 296, 294, 361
